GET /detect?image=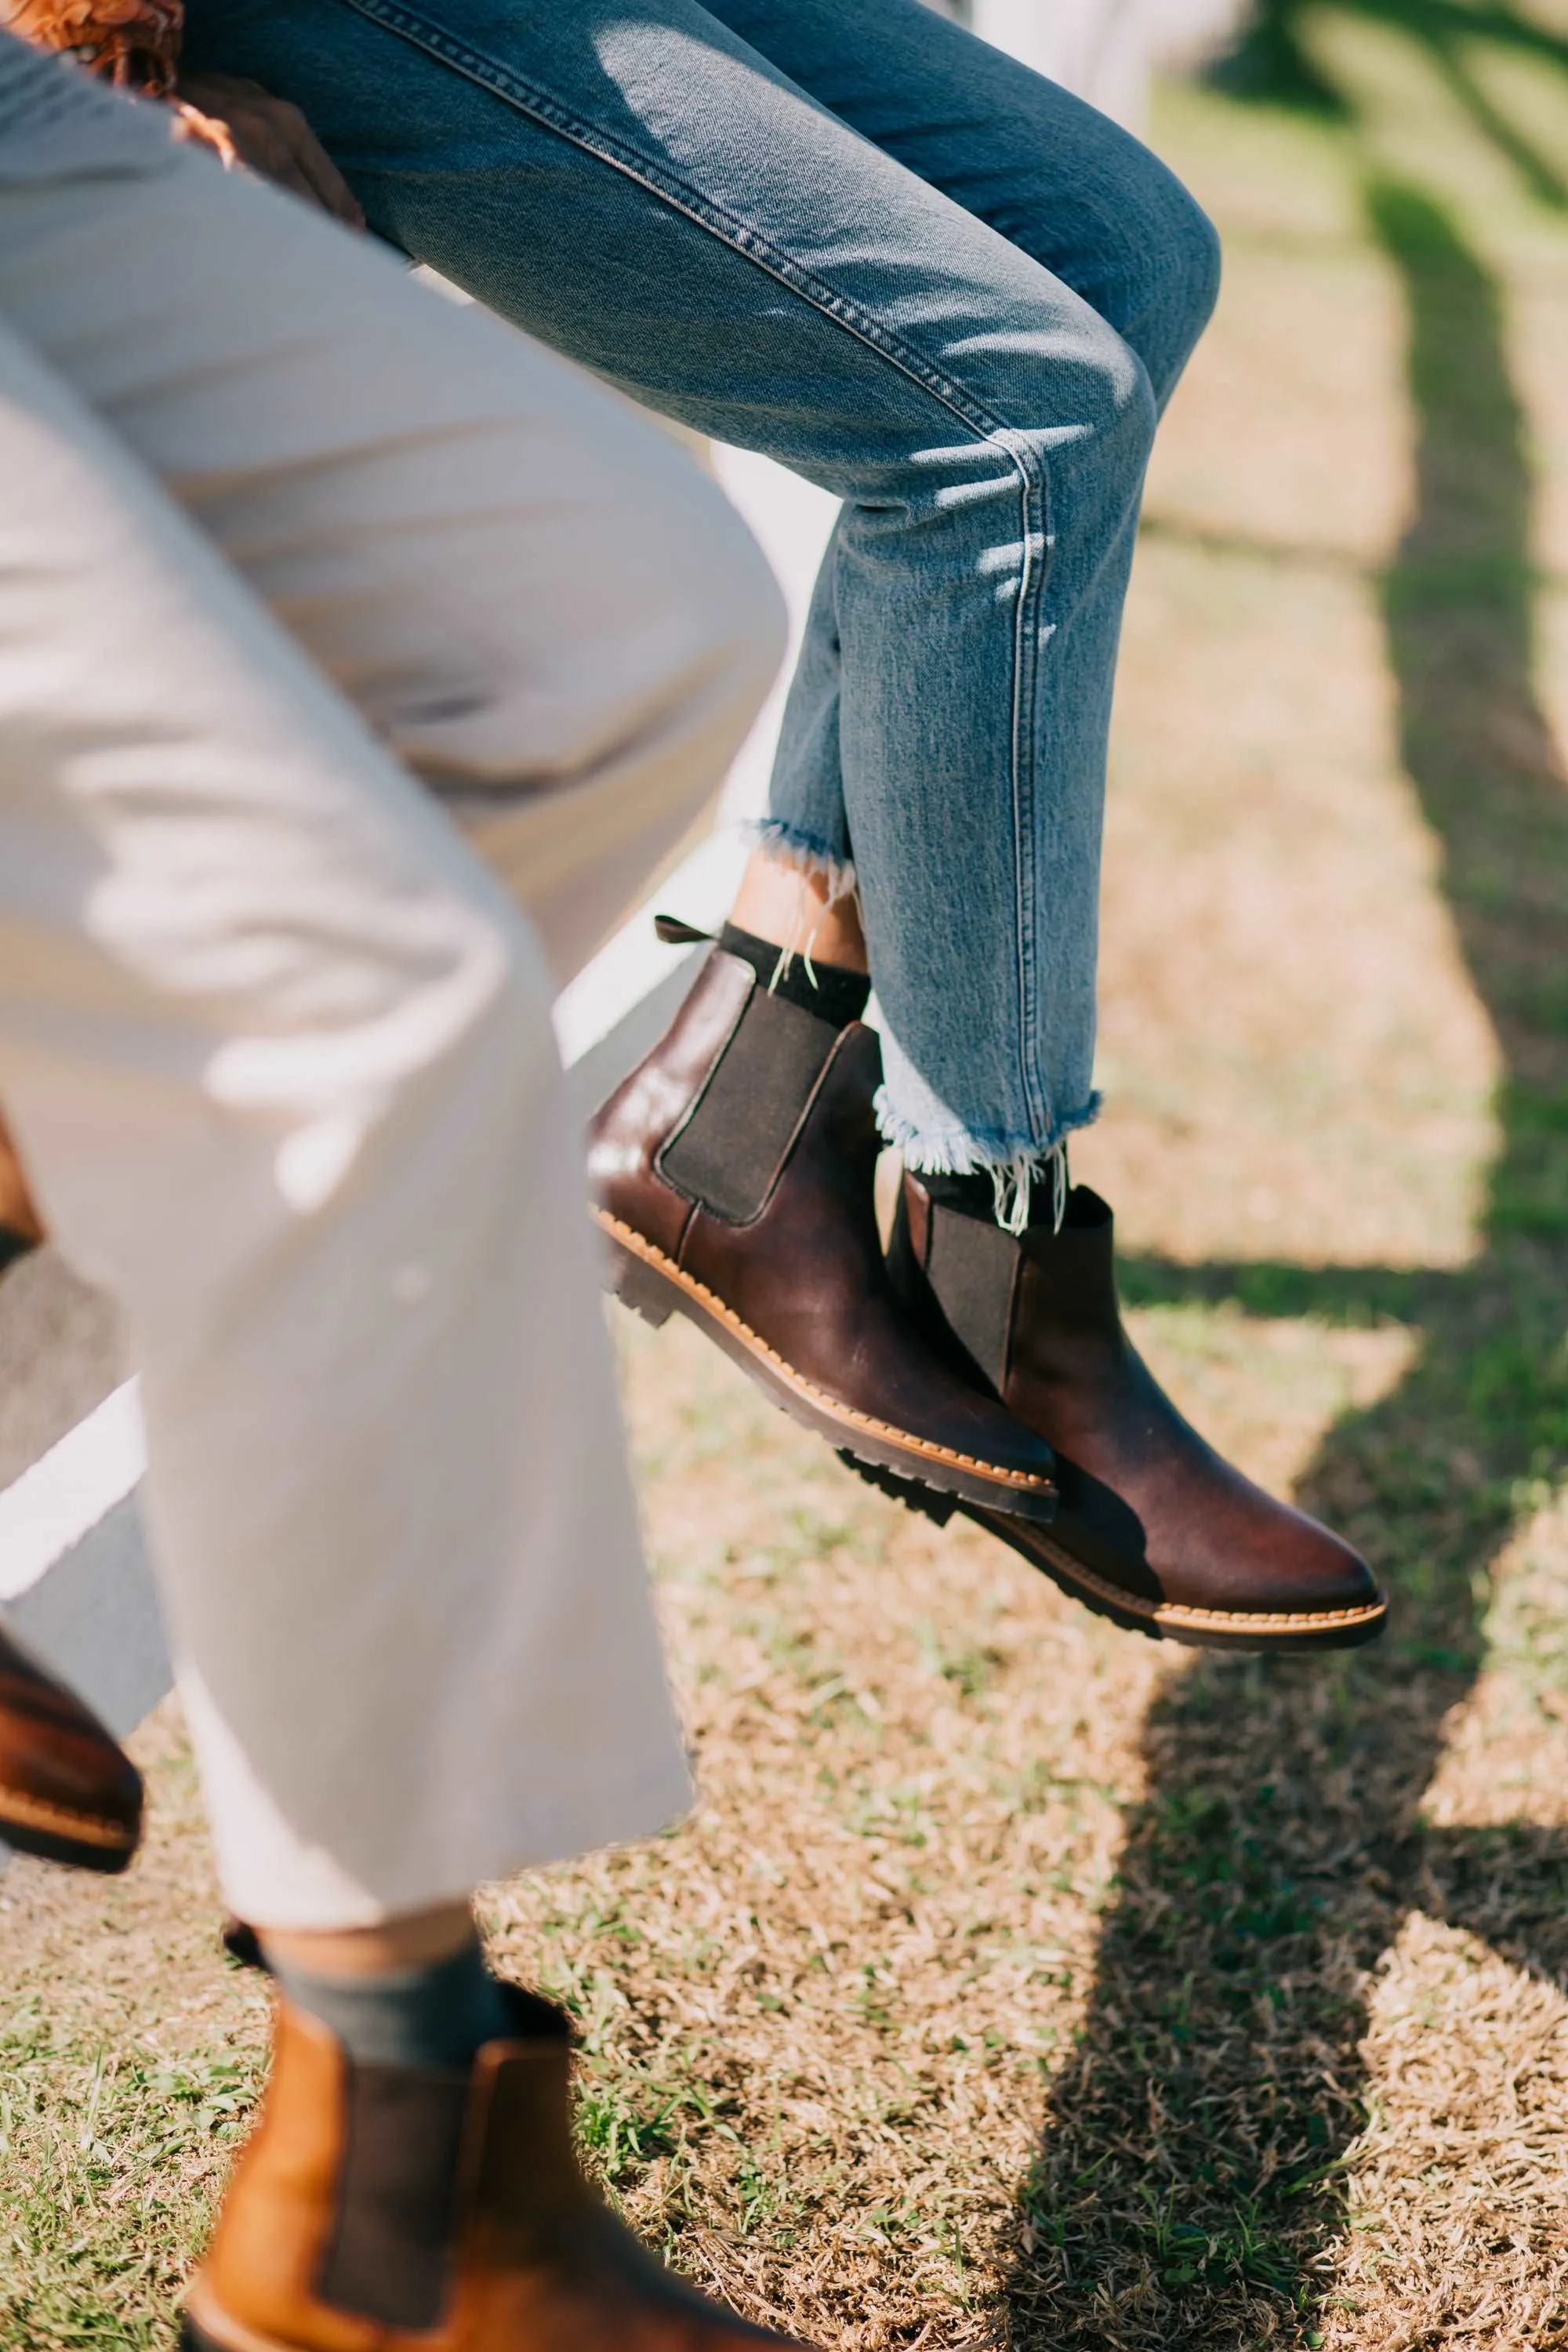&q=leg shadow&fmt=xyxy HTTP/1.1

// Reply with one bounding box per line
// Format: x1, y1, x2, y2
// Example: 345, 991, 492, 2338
999, 174, 1568, 2347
